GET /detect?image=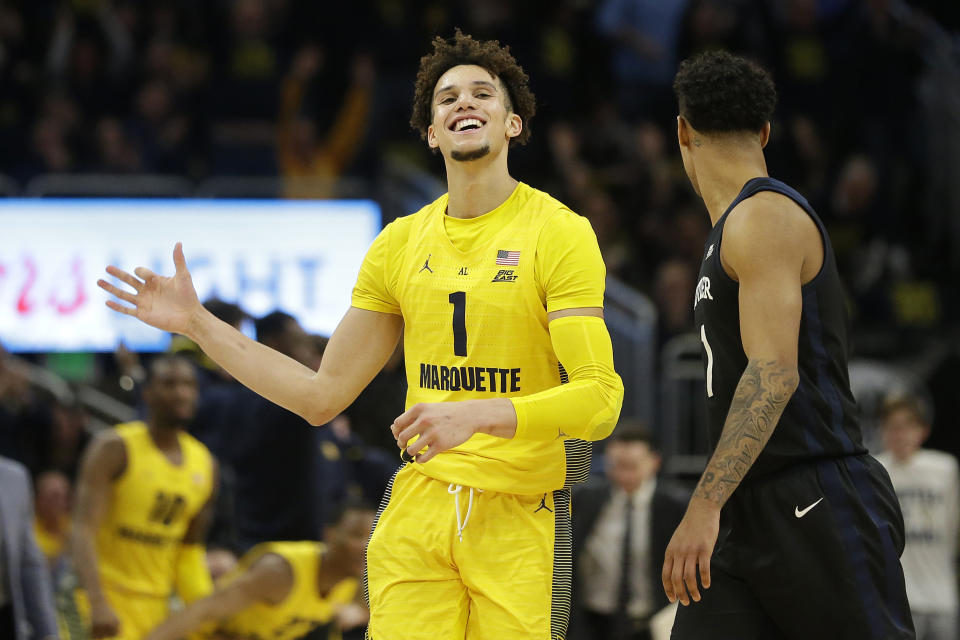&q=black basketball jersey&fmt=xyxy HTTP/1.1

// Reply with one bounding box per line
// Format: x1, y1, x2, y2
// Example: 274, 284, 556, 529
693, 177, 866, 480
